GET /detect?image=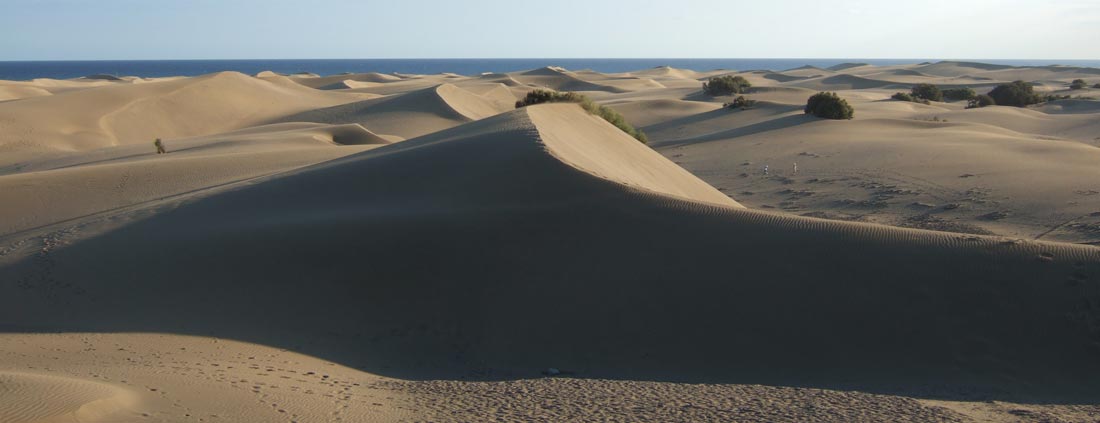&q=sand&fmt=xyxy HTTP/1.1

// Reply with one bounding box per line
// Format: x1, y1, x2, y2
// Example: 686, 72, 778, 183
2, 61, 1100, 422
